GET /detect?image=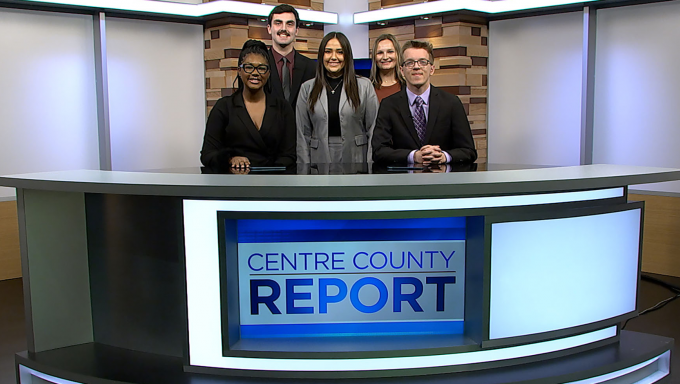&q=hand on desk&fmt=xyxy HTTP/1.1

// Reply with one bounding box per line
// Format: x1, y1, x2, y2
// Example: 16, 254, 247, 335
415, 145, 446, 165
230, 168, 251, 175
230, 156, 250, 169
